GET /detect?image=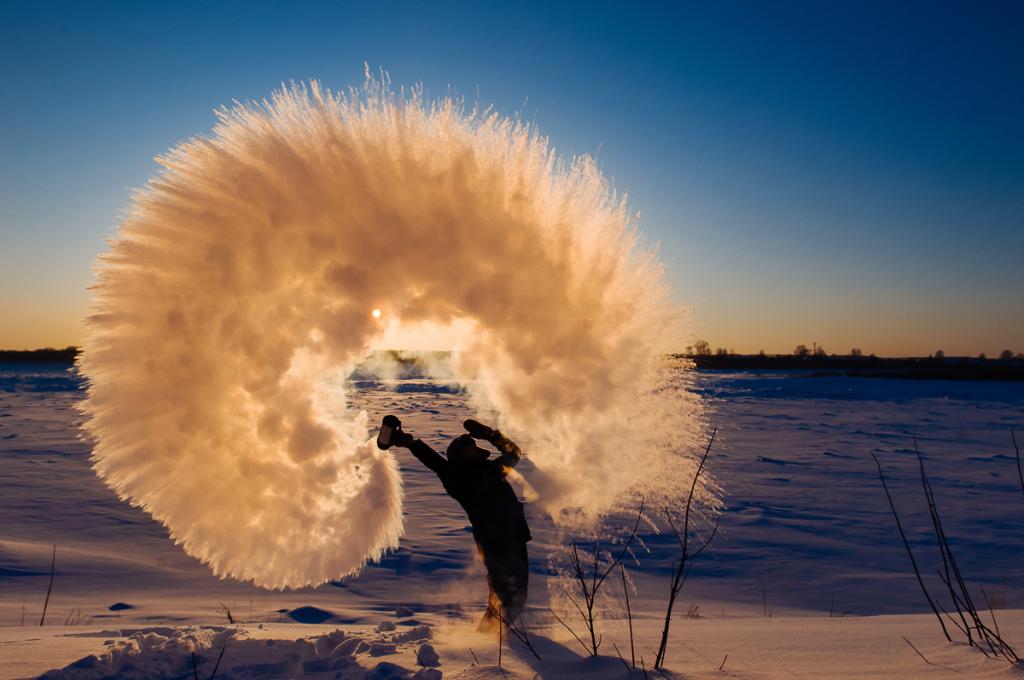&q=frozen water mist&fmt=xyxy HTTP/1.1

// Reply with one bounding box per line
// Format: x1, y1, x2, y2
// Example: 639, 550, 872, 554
77, 76, 713, 589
